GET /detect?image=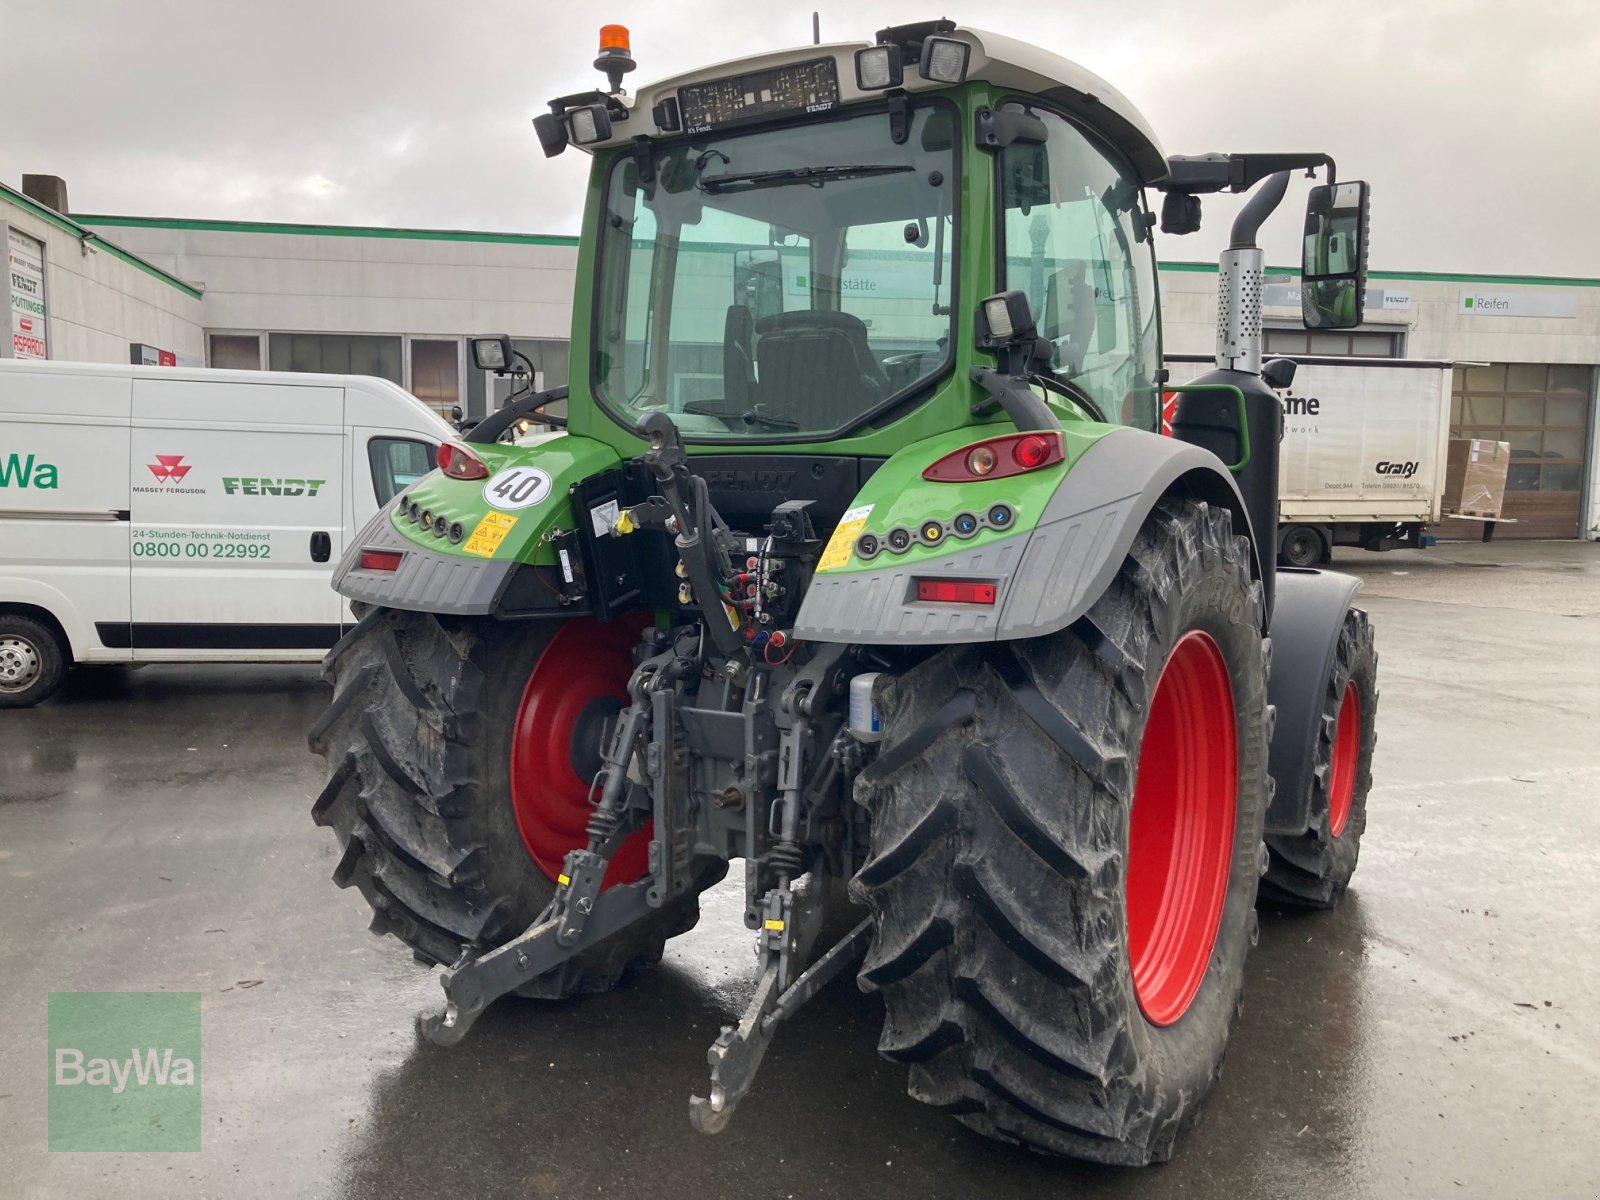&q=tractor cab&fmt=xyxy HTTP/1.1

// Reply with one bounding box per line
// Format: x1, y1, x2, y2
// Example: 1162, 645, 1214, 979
535, 21, 1173, 469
